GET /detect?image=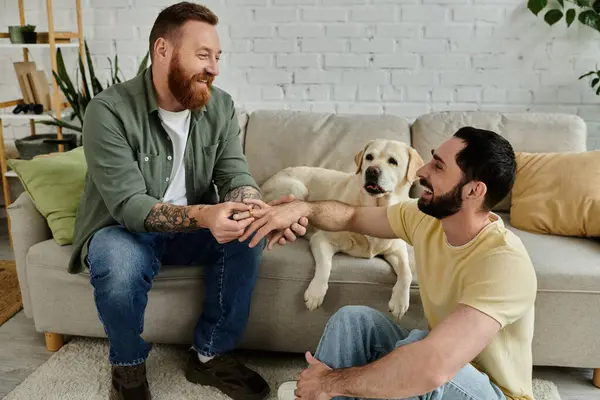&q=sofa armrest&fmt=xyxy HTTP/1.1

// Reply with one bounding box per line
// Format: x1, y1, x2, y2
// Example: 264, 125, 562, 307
7, 192, 51, 318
